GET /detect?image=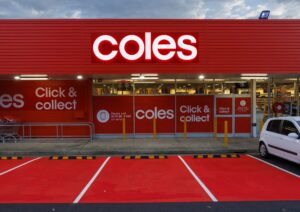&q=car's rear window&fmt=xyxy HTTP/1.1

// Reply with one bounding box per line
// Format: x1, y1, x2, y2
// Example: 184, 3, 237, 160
266, 120, 282, 133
